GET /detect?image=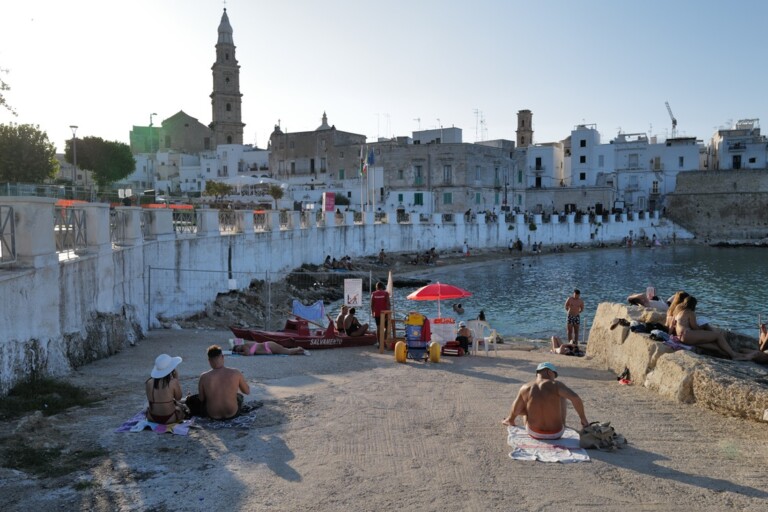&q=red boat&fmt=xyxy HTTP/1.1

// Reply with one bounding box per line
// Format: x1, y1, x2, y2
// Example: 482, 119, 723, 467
229, 316, 378, 350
